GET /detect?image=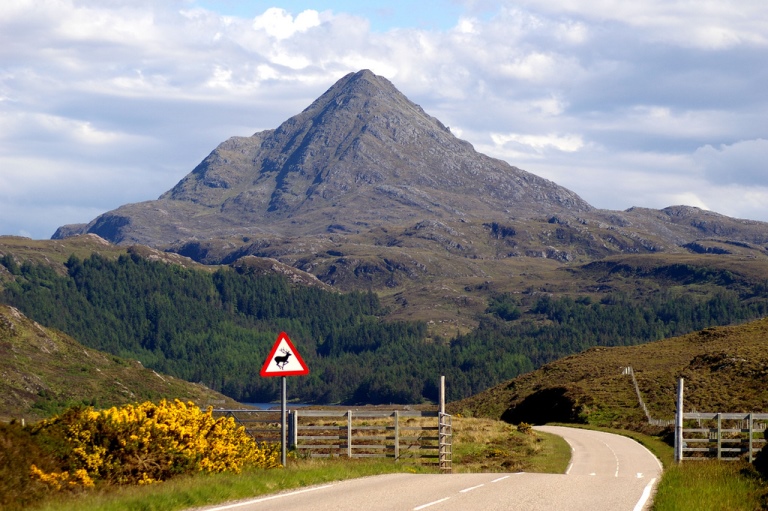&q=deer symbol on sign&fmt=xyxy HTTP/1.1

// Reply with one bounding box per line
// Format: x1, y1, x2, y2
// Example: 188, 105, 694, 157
273, 348, 292, 370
